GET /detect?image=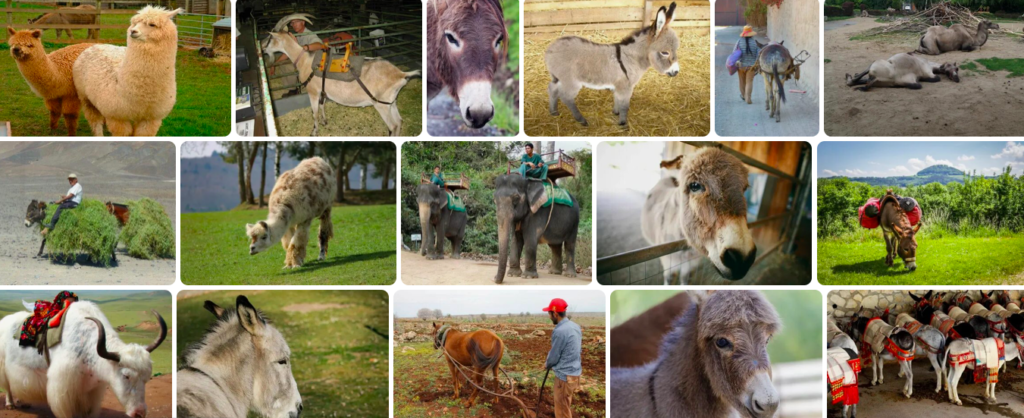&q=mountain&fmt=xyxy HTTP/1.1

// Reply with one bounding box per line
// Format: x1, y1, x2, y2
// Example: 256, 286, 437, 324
0, 142, 175, 179
826, 164, 985, 187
